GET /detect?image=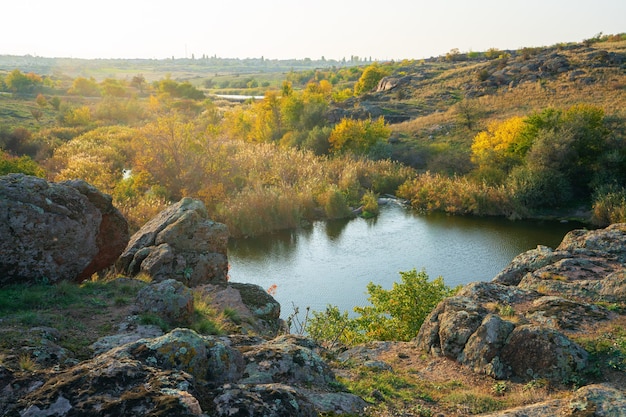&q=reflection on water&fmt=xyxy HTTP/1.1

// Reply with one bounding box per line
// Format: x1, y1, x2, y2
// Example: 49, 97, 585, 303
228, 205, 586, 317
